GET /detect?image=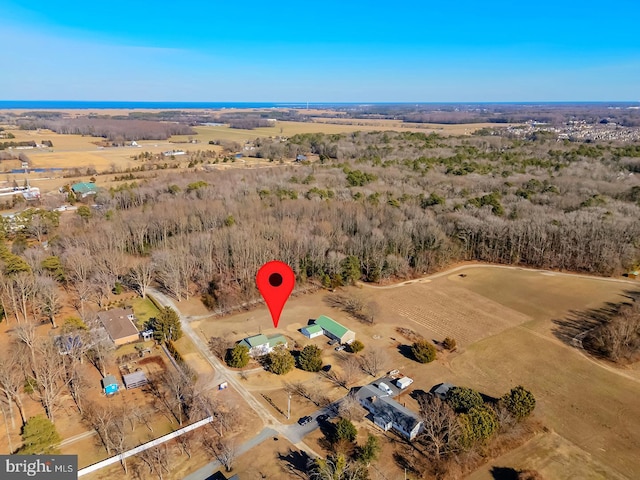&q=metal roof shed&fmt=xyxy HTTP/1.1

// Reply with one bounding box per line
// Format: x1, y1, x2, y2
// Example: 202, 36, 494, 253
102, 375, 119, 395
123, 370, 148, 390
